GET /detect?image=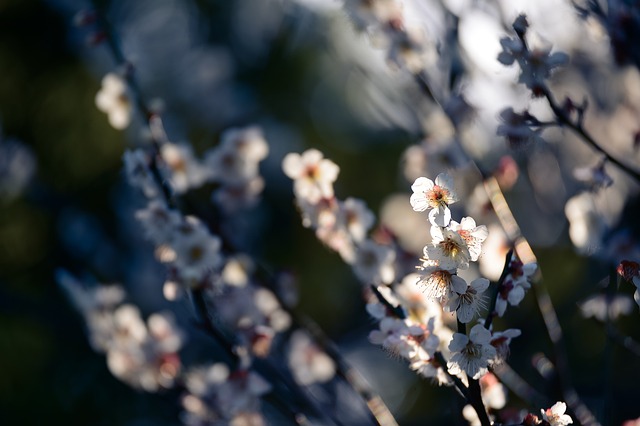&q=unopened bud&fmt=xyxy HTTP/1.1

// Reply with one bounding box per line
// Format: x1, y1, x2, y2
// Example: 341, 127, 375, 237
513, 14, 529, 38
